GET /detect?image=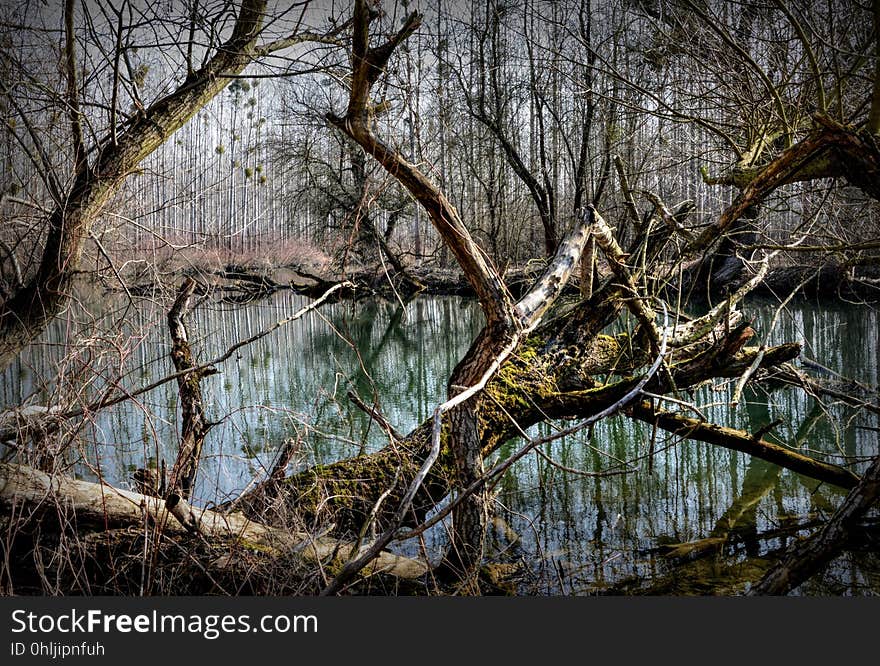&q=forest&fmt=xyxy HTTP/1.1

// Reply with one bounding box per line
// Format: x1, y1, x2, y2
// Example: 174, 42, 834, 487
0, 0, 879, 596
